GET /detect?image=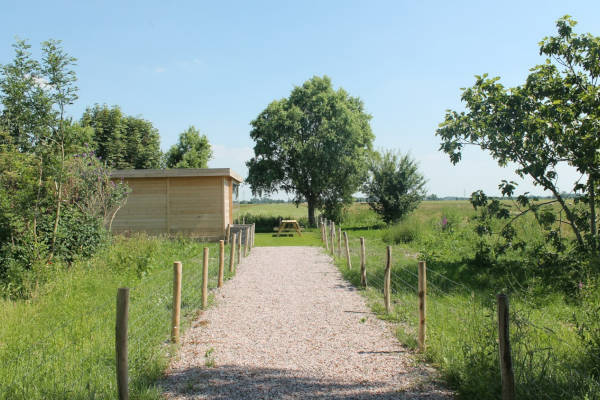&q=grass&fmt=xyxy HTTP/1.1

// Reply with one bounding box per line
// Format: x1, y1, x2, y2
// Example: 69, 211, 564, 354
254, 230, 323, 247
0, 234, 241, 400
238, 202, 318, 221
316, 201, 599, 400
